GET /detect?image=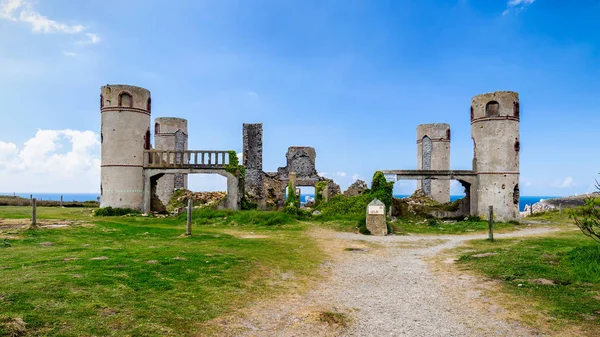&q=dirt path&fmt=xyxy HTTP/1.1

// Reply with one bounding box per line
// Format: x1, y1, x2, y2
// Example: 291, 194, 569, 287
204, 226, 560, 337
